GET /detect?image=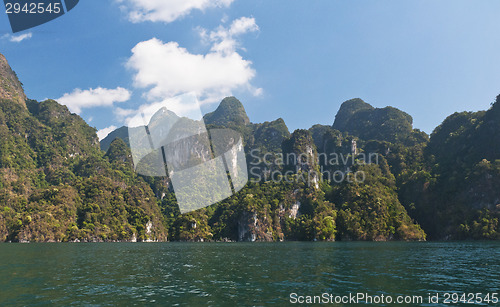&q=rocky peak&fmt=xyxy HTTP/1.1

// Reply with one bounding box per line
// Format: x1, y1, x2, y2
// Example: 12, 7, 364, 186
0, 53, 26, 108
333, 98, 373, 130
332, 98, 415, 144
203, 96, 250, 126
149, 107, 179, 126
